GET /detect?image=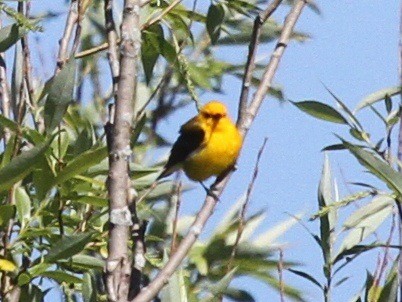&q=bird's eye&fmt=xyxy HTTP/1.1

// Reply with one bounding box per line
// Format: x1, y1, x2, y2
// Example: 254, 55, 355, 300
203, 113, 212, 118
